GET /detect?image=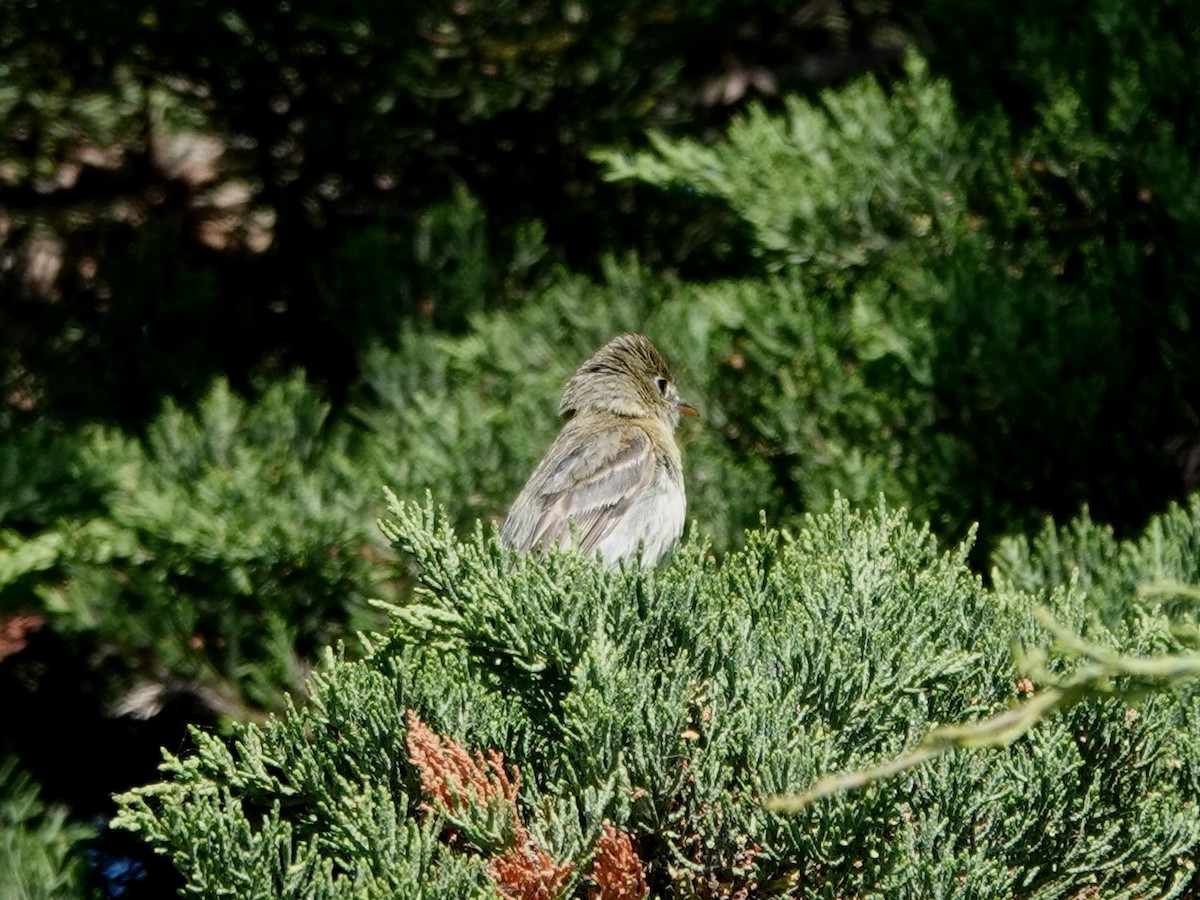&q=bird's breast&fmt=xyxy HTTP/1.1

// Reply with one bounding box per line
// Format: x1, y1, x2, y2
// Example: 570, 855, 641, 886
594, 462, 686, 568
